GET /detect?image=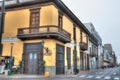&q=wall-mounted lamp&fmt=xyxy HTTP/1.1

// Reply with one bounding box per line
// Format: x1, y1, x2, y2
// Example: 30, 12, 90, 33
41, 40, 51, 56
44, 47, 51, 56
